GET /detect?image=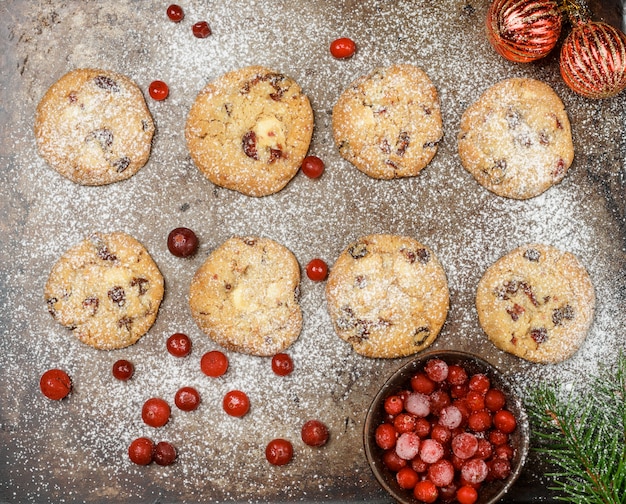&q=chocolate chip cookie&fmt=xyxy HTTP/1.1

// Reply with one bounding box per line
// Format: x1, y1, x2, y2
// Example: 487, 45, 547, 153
476, 244, 595, 363
325, 234, 449, 358
332, 64, 443, 179
185, 66, 314, 196
458, 77, 574, 199
35, 69, 155, 186
189, 236, 302, 356
44, 232, 164, 350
